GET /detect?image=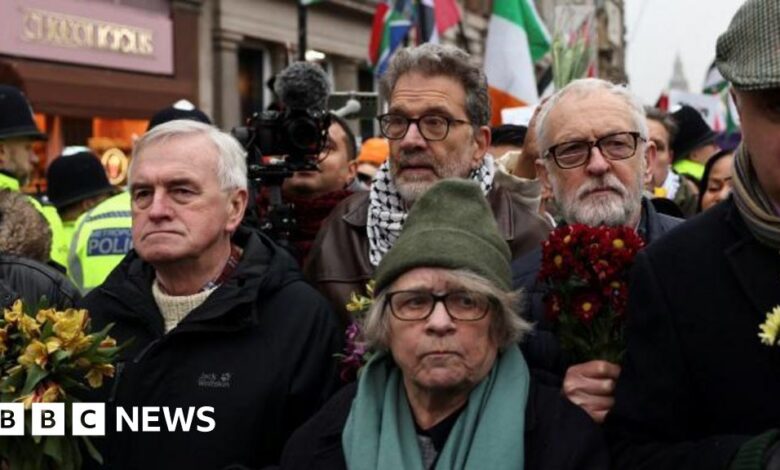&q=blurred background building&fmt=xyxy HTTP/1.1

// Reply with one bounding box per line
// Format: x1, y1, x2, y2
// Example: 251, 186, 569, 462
1, 0, 628, 192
